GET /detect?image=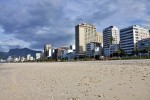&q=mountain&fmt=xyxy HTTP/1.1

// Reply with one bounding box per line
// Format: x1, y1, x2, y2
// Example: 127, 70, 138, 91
0, 48, 42, 59
0, 52, 8, 59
